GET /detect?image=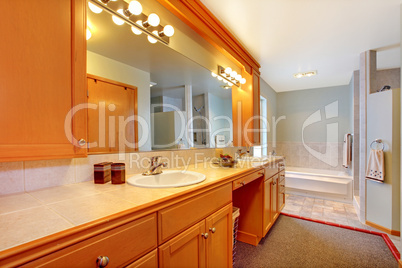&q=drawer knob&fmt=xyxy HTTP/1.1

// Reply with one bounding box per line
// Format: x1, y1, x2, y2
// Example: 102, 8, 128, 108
201, 233, 209, 239
96, 256, 109, 268
240, 181, 245, 186
258, 172, 264, 175
78, 138, 86, 146
209, 227, 216, 233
